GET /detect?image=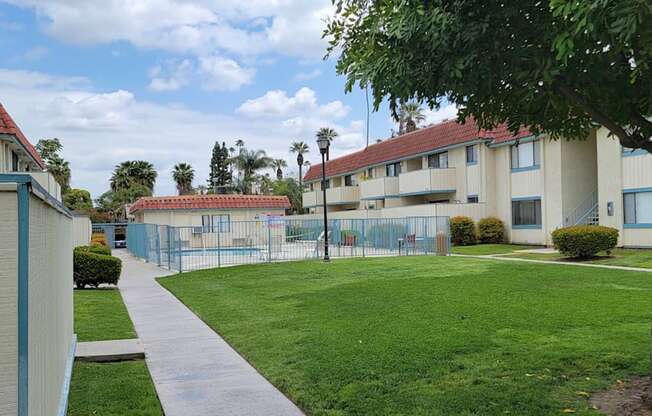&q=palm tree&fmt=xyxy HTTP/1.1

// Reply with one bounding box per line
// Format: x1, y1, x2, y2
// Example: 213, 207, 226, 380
172, 163, 195, 195
290, 141, 310, 187
110, 160, 157, 193
233, 149, 272, 194
271, 159, 287, 180
398, 102, 426, 134
47, 157, 71, 193
315, 127, 338, 161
